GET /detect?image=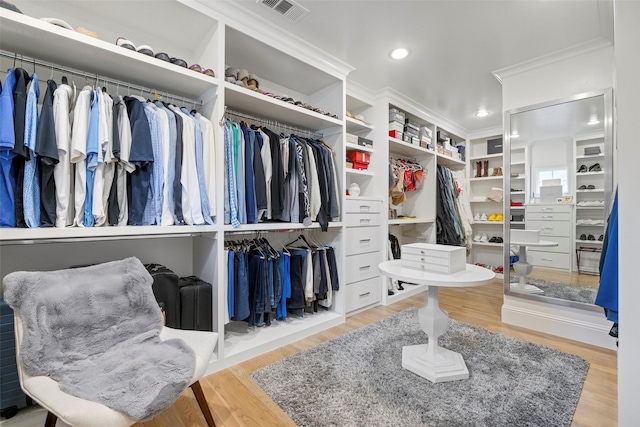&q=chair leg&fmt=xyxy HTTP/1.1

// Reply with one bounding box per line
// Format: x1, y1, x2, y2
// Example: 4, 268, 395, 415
190, 380, 216, 427
44, 412, 58, 427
